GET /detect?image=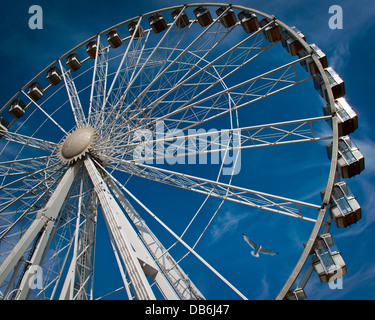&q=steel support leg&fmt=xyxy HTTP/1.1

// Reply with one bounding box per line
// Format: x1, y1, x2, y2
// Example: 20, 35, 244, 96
0, 161, 81, 290
84, 156, 178, 300
106, 175, 204, 300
